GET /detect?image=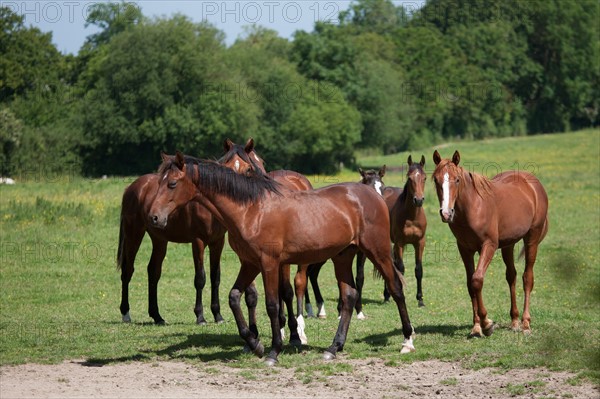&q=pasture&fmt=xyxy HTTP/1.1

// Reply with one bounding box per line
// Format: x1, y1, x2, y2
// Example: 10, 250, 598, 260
0, 130, 598, 388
